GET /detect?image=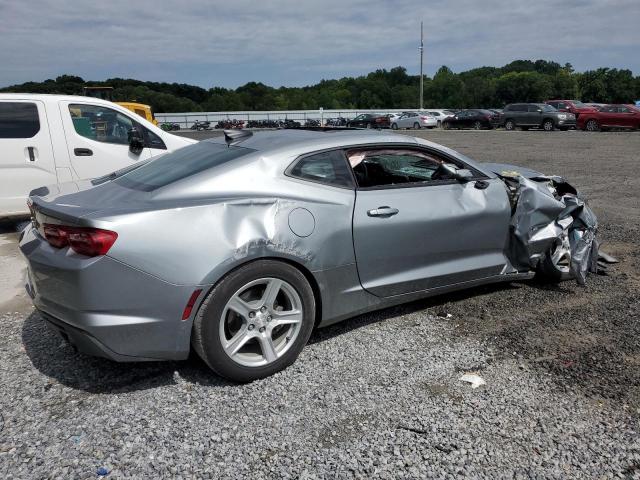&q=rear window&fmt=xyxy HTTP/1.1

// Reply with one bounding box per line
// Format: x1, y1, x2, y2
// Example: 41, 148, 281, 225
0, 102, 40, 138
115, 141, 256, 191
